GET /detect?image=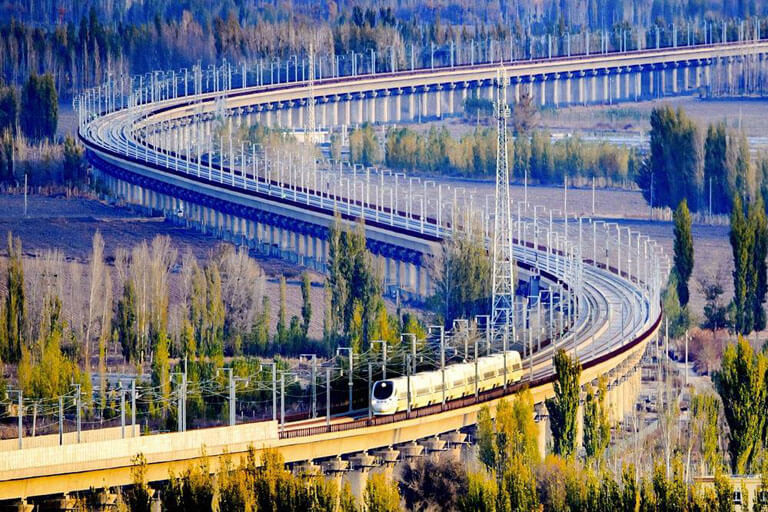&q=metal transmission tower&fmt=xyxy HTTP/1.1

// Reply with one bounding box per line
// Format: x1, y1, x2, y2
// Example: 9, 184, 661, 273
491, 68, 515, 336
306, 44, 316, 146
